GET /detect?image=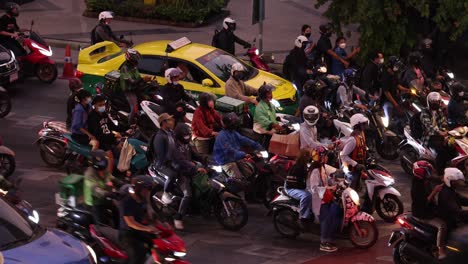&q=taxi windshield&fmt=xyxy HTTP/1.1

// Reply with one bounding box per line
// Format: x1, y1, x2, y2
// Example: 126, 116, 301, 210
196, 49, 258, 82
